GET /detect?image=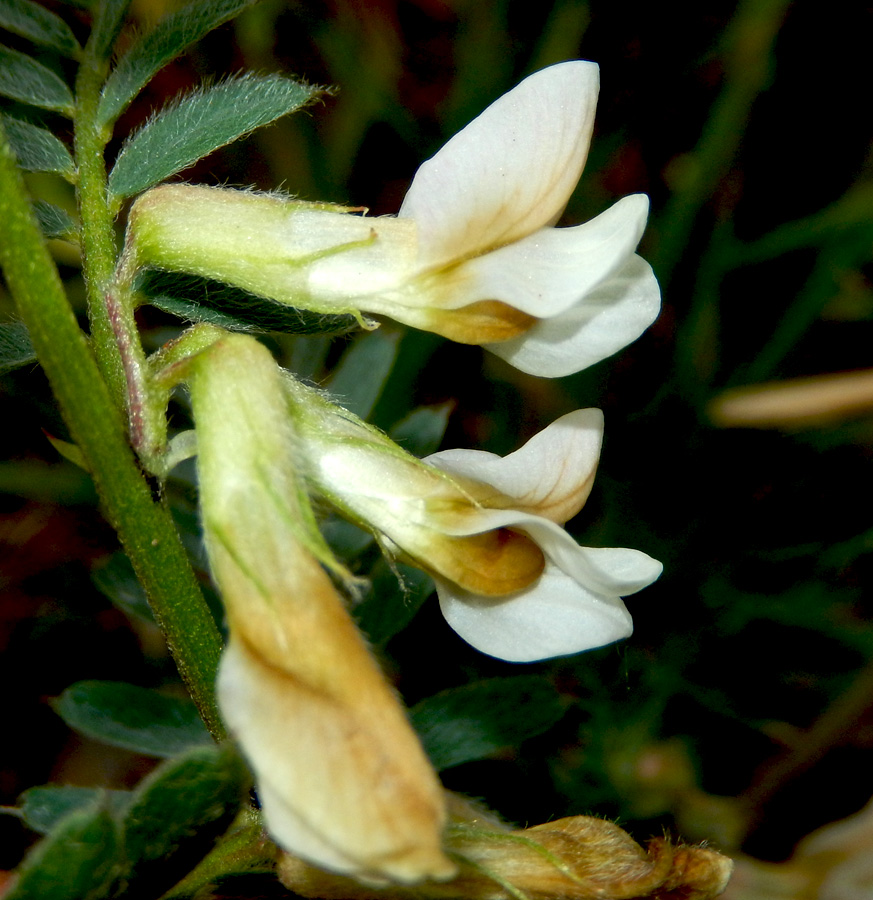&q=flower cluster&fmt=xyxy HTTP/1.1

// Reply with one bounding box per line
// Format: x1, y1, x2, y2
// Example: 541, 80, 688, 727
145, 61, 670, 891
